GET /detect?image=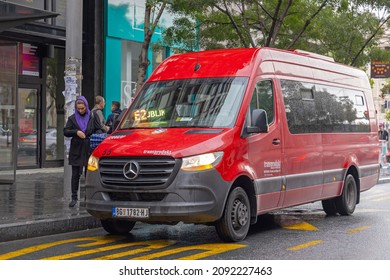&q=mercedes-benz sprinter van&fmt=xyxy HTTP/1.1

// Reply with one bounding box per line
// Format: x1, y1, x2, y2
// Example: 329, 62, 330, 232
85, 48, 379, 242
